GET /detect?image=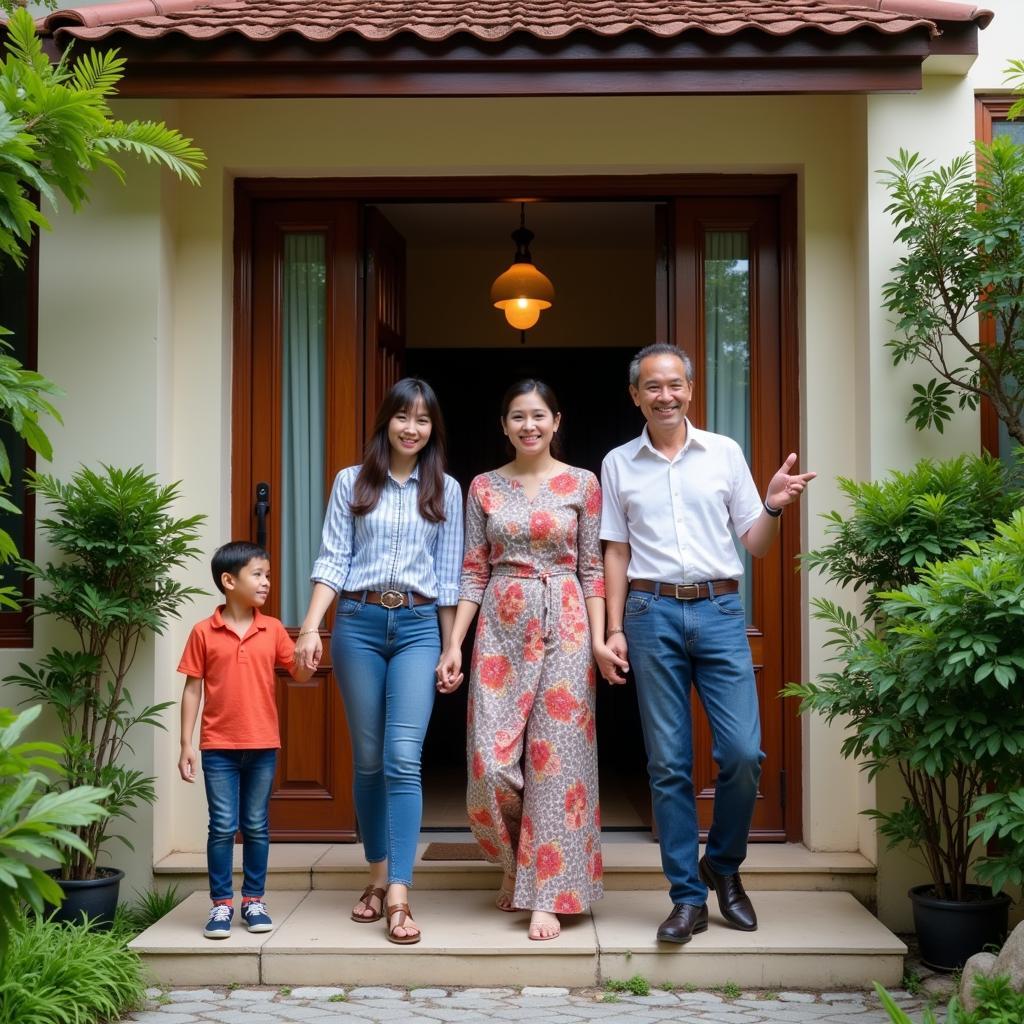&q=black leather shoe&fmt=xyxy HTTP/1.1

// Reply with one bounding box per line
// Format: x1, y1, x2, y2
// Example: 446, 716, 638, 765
699, 855, 758, 931
656, 902, 708, 944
